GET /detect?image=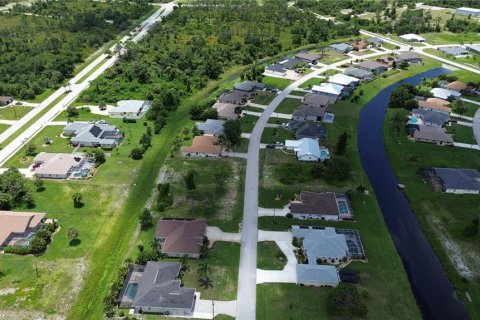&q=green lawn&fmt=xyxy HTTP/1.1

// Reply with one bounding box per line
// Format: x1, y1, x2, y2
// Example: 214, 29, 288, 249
260, 128, 293, 144
446, 124, 476, 144
423, 48, 479, 67
384, 109, 480, 319
262, 76, 294, 90
257, 241, 286, 270
314, 48, 348, 64
459, 101, 479, 118
274, 98, 302, 114
0, 123, 9, 134
240, 114, 258, 133
289, 90, 307, 96
55, 107, 109, 122
0, 106, 33, 120
245, 106, 265, 113
251, 91, 276, 105
321, 69, 341, 77
299, 77, 324, 89
421, 32, 480, 45
267, 117, 287, 124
